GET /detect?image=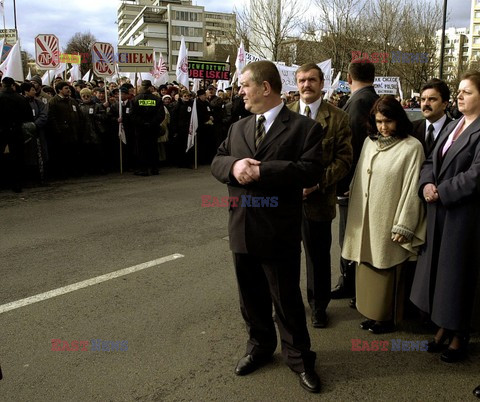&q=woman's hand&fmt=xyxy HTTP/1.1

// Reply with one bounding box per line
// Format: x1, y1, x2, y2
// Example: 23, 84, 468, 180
423, 183, 439, 203
391, 233, 407, 243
